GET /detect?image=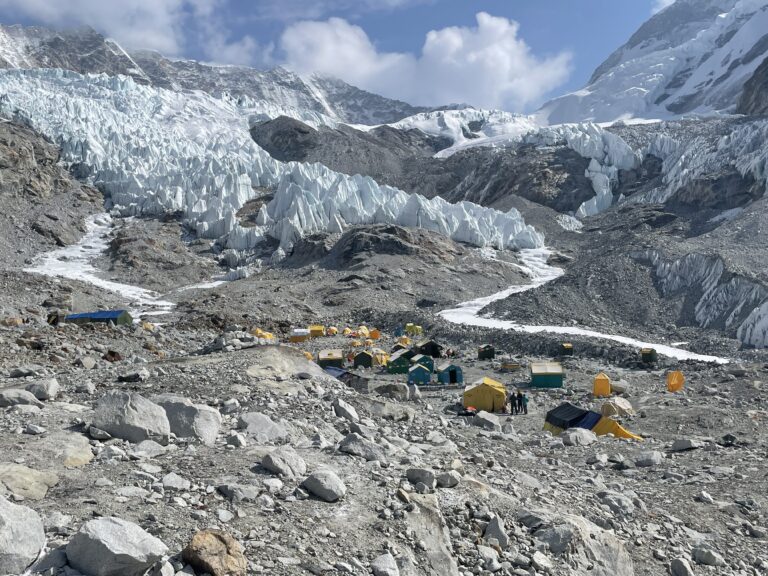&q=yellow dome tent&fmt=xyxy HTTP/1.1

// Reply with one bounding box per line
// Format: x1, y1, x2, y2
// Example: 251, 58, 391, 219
327, 326, 339, 336
667, 371, 685, 392
369, 328, 381, 340
342, 327, 353, 336
357, 326, 370, 338
463, 377, 507, 413
593, 373, 611, 397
